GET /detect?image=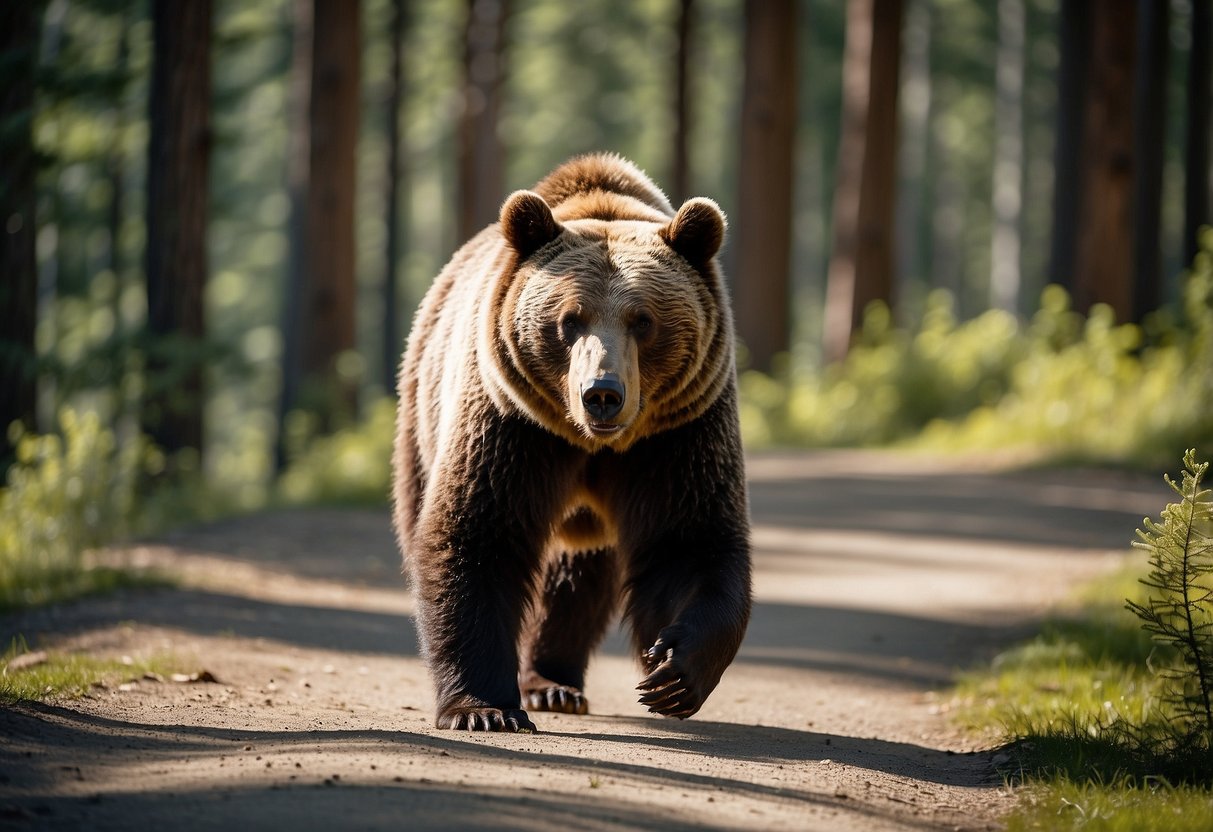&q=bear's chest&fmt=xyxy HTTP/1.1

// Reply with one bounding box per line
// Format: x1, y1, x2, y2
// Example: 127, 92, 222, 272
548, 457, 620, 555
